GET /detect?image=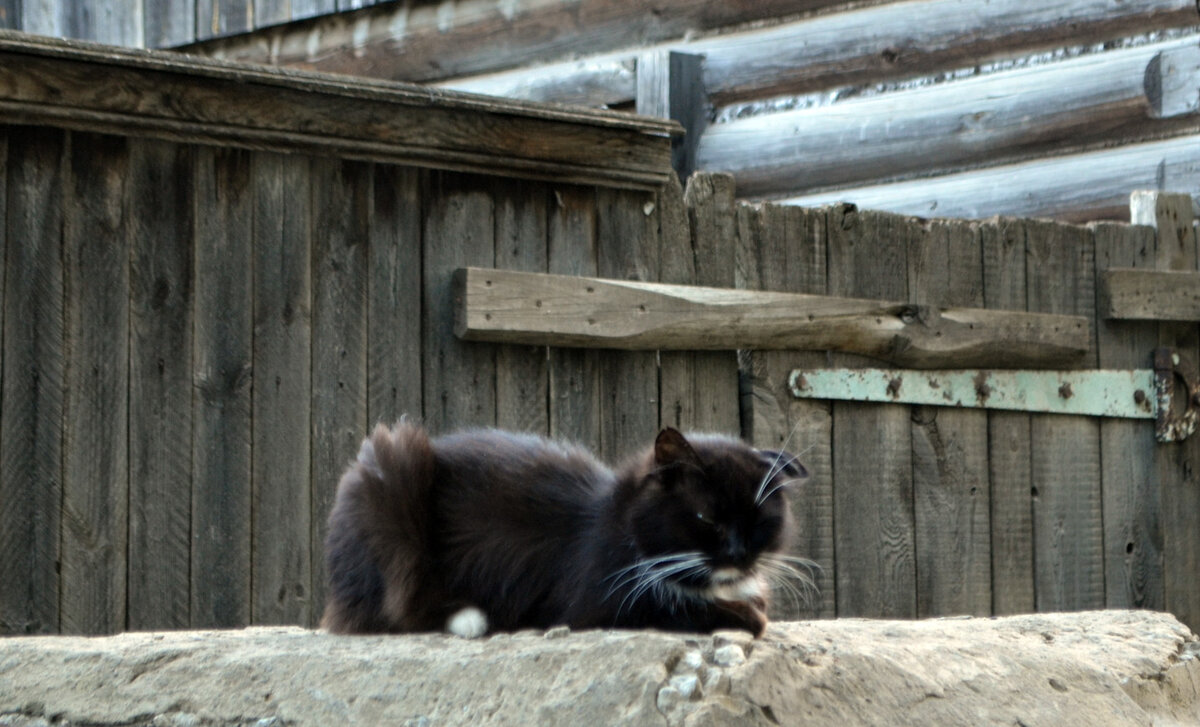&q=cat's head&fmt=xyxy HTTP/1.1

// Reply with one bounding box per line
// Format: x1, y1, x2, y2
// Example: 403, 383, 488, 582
623, 428, 805, 603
